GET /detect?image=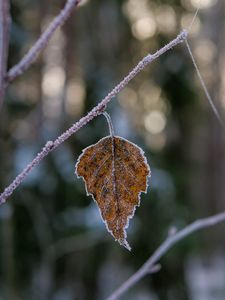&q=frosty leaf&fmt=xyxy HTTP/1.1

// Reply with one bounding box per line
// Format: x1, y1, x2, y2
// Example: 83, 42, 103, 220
75, 136, 150, 250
